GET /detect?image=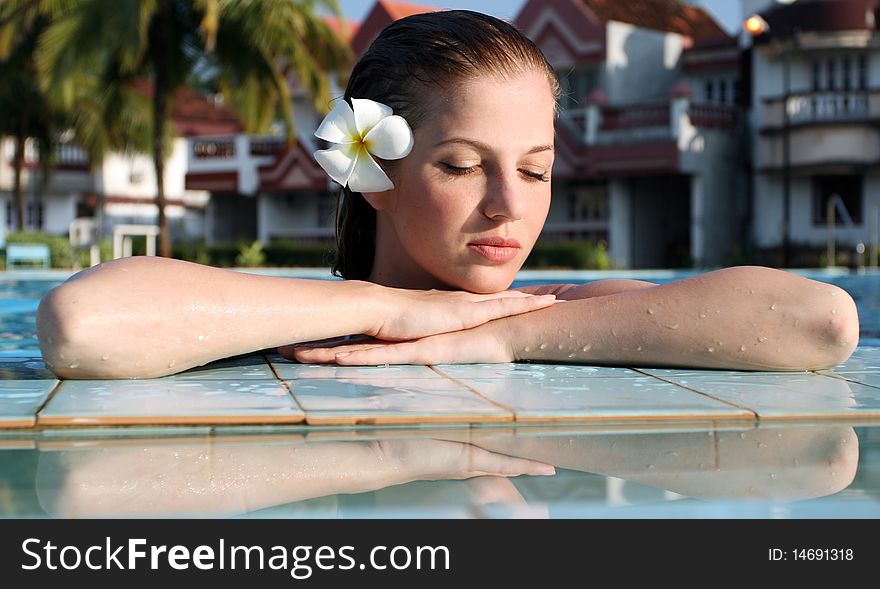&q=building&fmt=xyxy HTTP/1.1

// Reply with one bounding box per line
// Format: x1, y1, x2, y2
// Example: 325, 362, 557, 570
745, 0, 880, 264
517, 0, 745, 268
185, 0, 747, 269
0, 85, 241, 247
